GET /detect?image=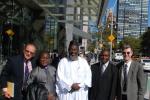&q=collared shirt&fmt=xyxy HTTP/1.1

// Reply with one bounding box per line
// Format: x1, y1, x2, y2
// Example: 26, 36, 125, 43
122, 60, 132, 79
121, 60, 132, 94
123, 60, 132, 75
102, 61, 109, 73
24, 61, 32, 74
